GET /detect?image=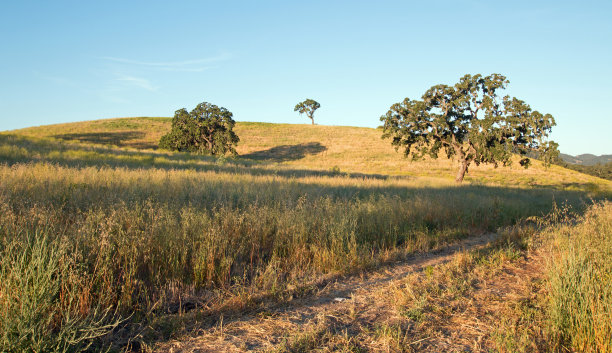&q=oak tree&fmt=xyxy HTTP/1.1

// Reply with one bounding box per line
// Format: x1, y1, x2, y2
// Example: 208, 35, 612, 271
159, 101, 239, 155
294, 99, 320, 125
380, 74, 558, 182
